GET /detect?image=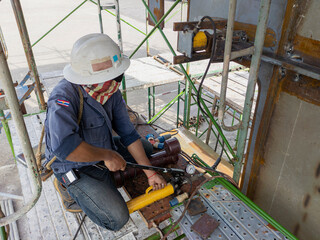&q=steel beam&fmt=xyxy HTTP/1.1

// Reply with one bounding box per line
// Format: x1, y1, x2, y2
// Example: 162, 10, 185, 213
233, 0, 272, 183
